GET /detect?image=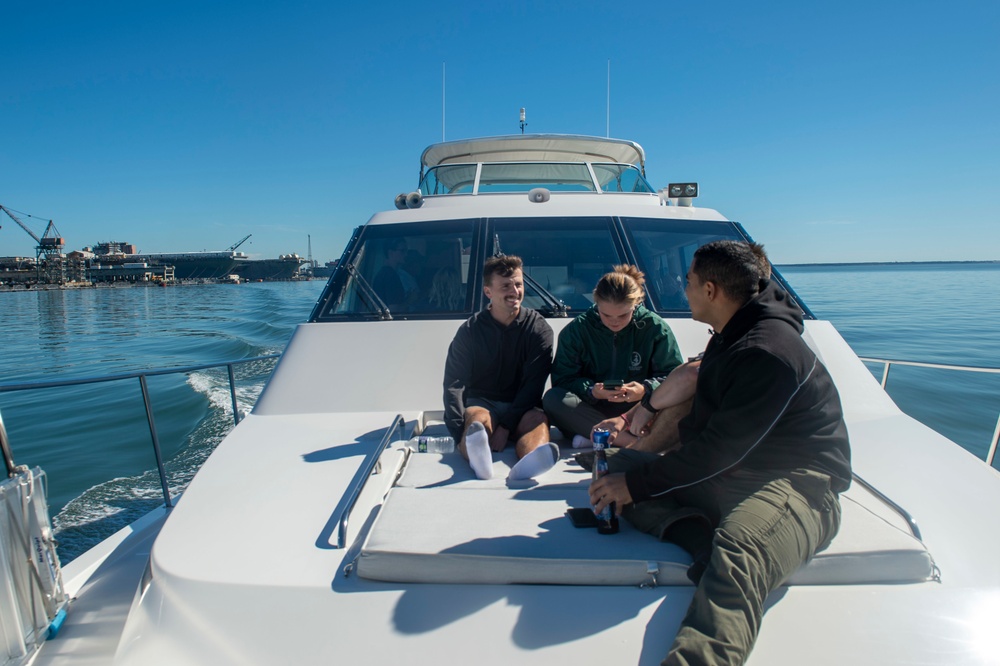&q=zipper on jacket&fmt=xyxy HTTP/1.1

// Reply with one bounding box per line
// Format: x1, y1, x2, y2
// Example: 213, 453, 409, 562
611, 332, 618, 379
